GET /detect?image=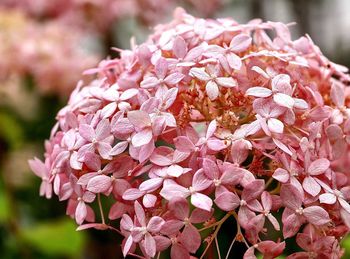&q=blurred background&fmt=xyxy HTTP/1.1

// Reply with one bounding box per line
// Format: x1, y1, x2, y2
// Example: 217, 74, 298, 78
1, 0, 350, 258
